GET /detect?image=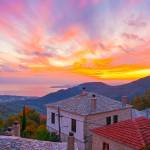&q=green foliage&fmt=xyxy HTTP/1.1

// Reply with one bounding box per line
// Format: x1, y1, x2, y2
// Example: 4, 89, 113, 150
22, 124, 37, 138
34, 125, 59, 142
0, 118, 4, 128
21, 106, 27, 132
0, 117, 4, 135
48, 132, 60, 142
0, 106, 58, 142
34, 125, 50, 140
131, 90, 150, 110
28, 109, 40, 124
